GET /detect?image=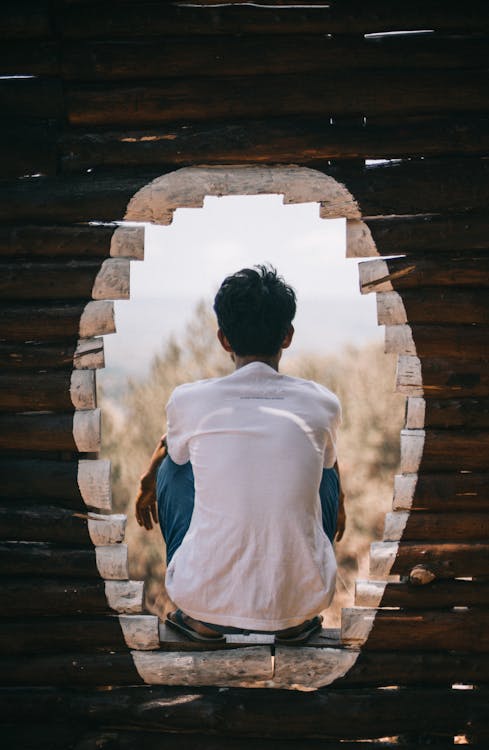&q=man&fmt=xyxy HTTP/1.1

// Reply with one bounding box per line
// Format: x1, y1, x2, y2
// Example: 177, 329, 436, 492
136, 265, 345, 644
